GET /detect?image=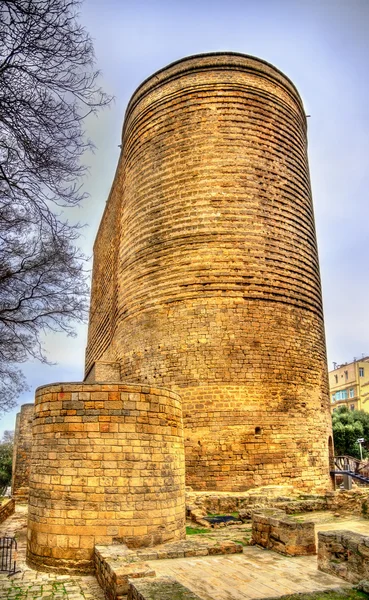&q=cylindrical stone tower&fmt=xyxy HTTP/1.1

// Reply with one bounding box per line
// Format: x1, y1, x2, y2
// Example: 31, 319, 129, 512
12, 403, 34, 502
27, 383, 185, 573
85, 53, 333, 492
